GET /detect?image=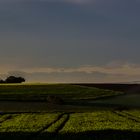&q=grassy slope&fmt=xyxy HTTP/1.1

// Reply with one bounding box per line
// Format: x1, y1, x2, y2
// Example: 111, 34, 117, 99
0, 84, 123, 101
